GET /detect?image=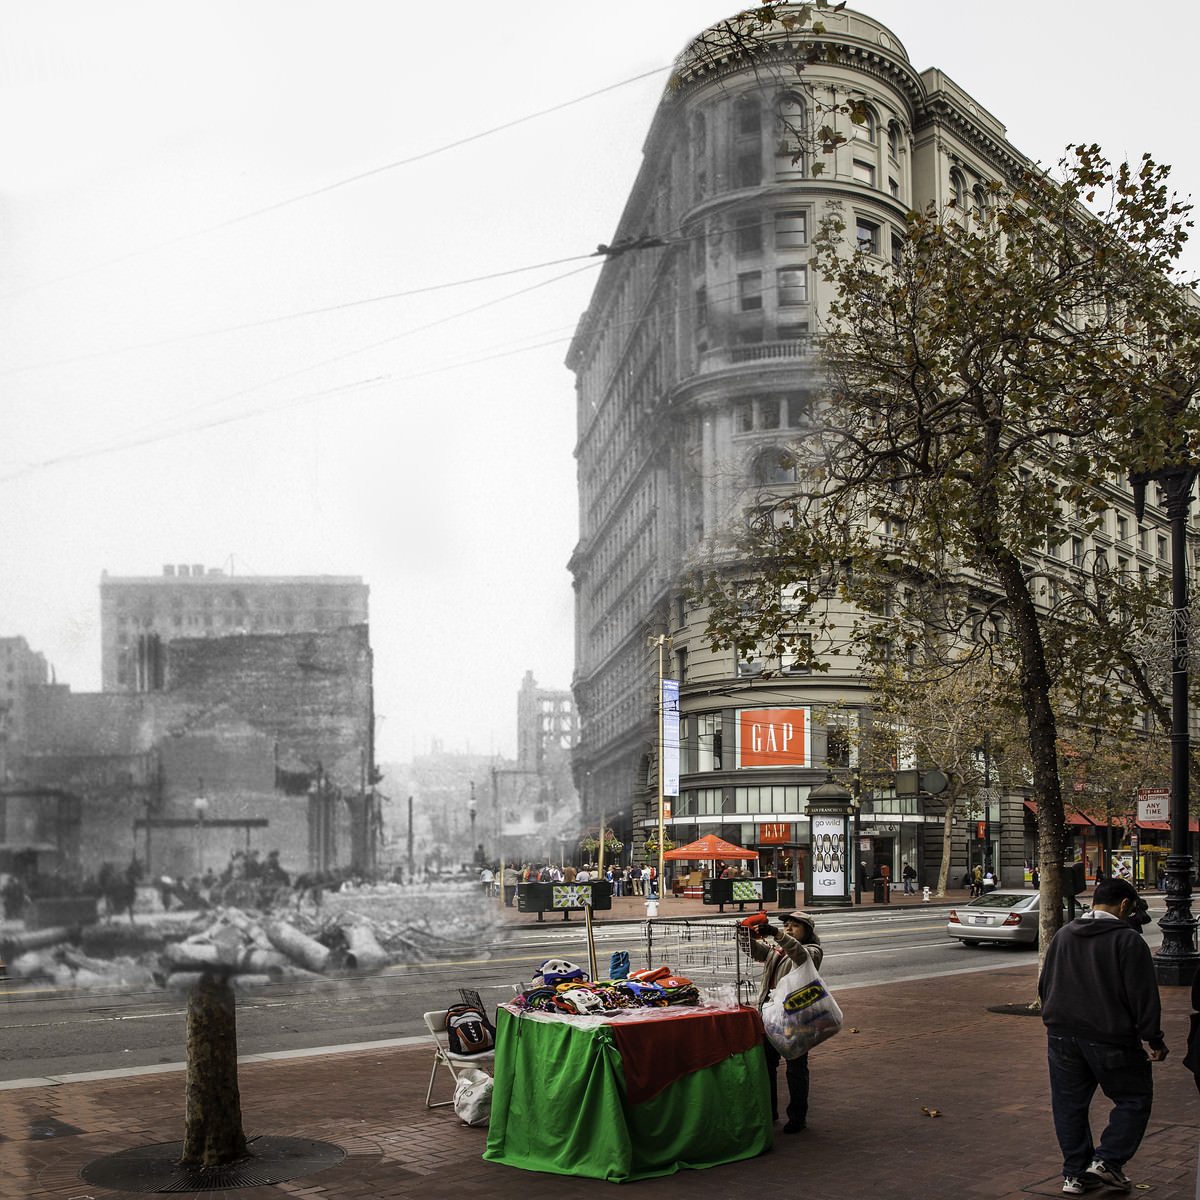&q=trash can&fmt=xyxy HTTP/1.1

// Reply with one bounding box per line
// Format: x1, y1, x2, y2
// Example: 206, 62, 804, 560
873, 878, 887, 903
777, 884, 796, 910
